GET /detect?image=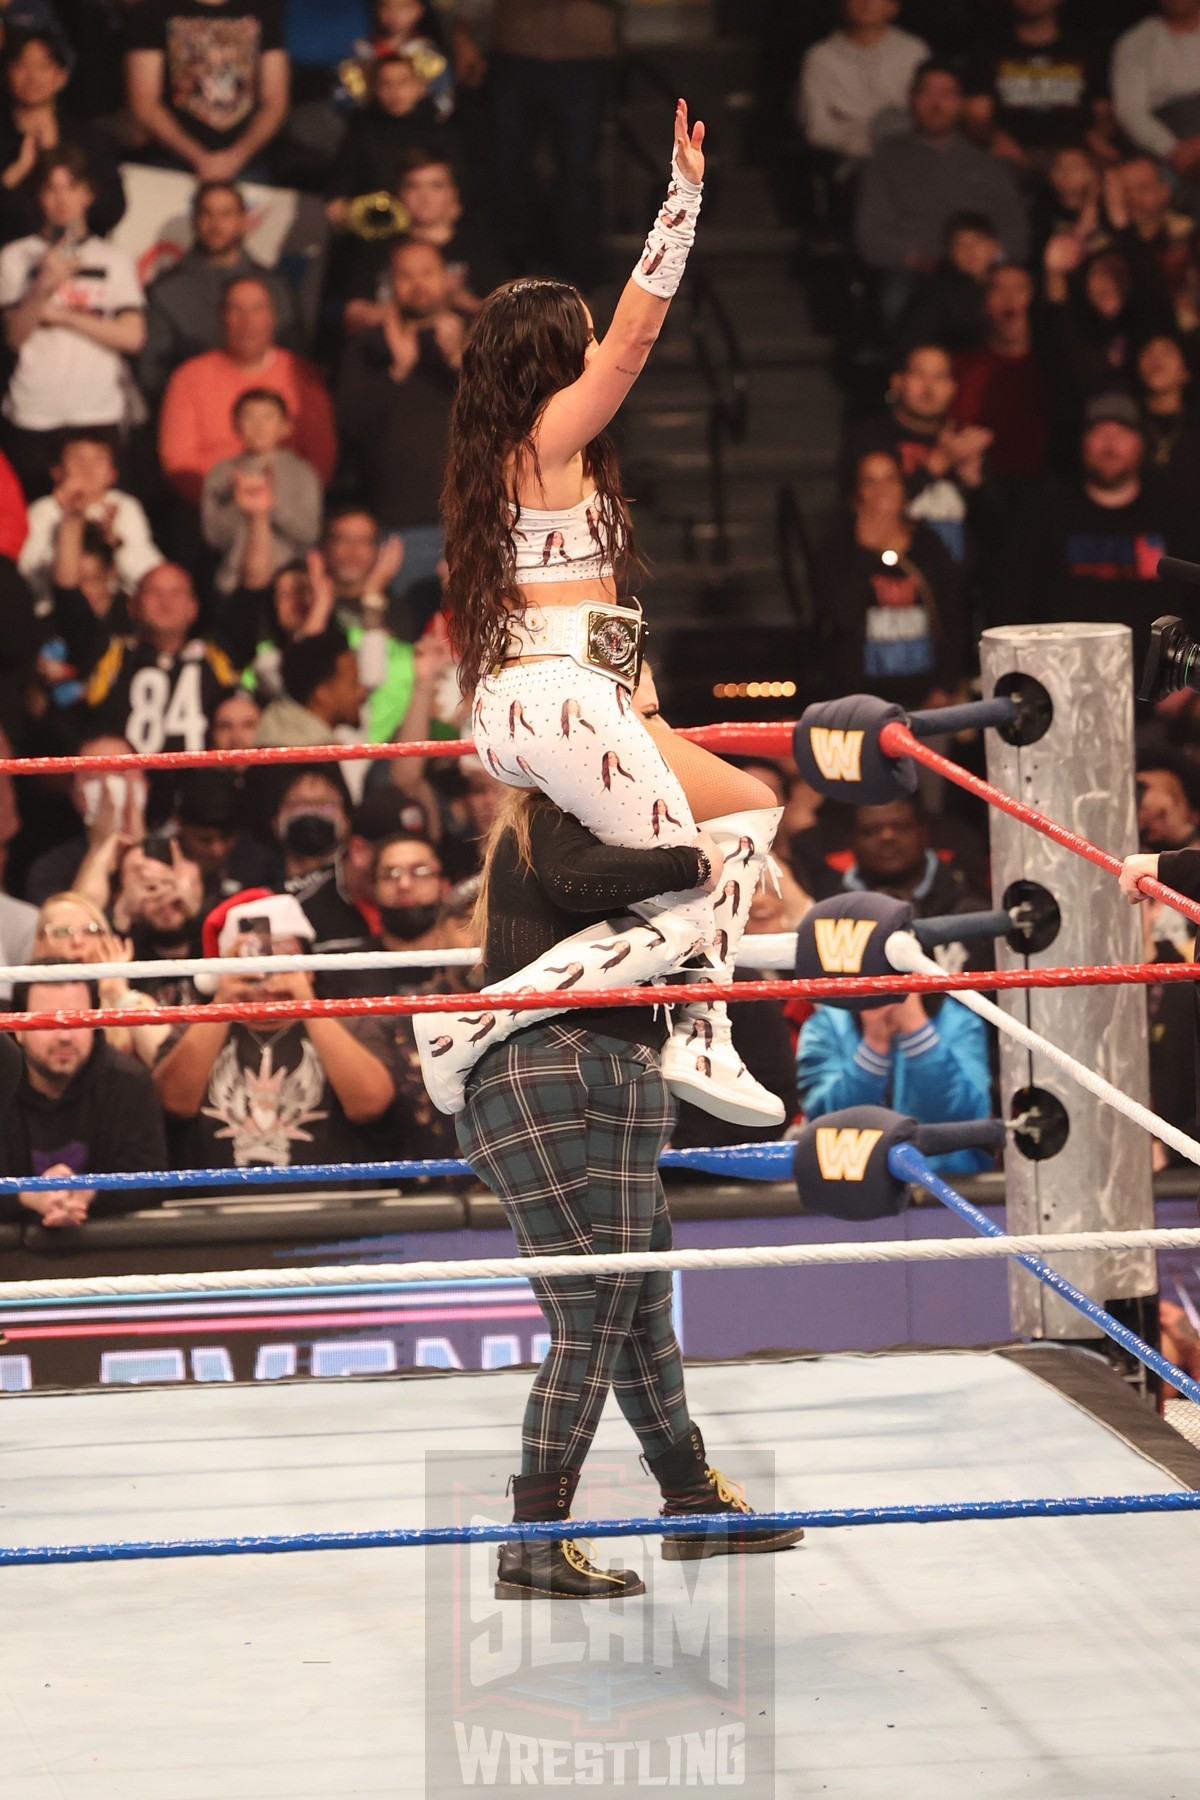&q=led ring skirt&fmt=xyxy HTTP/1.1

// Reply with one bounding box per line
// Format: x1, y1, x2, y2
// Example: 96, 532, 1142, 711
4, 628, 1200, 1797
